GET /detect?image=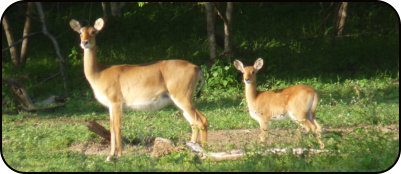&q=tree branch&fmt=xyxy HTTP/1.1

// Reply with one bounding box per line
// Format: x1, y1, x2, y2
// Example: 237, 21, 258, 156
2, 32, 41, 52
213, 3, 228, 24
34, 2, 68, 91
31, 72, 60, 88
